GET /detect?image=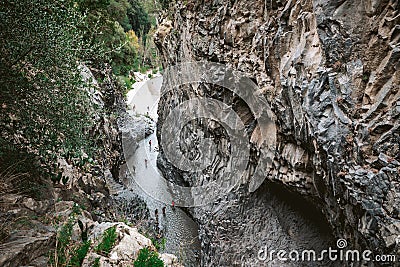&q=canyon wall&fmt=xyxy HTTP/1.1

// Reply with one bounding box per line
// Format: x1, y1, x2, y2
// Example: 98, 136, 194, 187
155, 0, 400, 265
